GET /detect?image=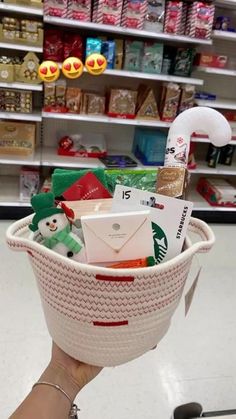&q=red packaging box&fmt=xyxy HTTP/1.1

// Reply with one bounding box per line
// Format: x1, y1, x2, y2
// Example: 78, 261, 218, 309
195, 53, 228, 68
197, 177, 236, 207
